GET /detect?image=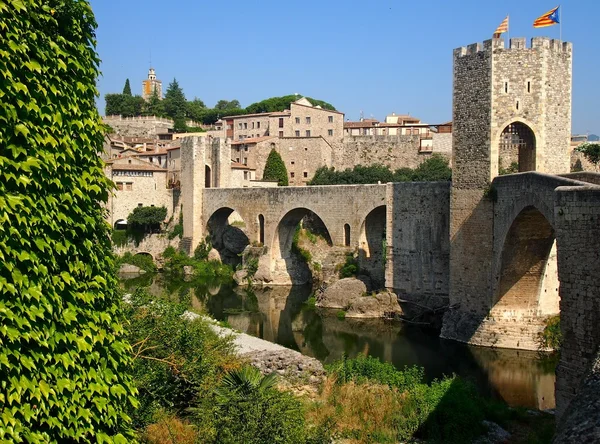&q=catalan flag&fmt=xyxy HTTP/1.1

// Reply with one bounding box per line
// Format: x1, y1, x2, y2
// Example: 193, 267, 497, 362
533, 6, 560, 28
494, 16, 509, 37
